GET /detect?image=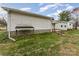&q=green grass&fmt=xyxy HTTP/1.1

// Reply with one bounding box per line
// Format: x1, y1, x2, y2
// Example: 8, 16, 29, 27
0, 30, 79, 56
0, 32, 61, 56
